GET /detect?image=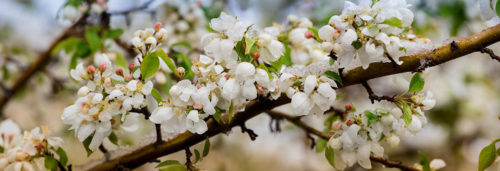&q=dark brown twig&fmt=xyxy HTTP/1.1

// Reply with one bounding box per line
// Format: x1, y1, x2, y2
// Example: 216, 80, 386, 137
240, 123, 258, 141
480, 47, 500, 62
361, 81, 395, 103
